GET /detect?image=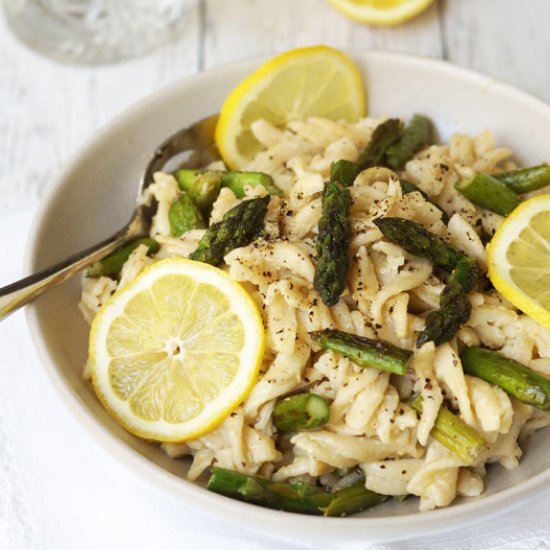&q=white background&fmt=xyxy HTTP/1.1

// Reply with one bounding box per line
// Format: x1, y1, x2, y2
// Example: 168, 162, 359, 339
1, 1, 550, 548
